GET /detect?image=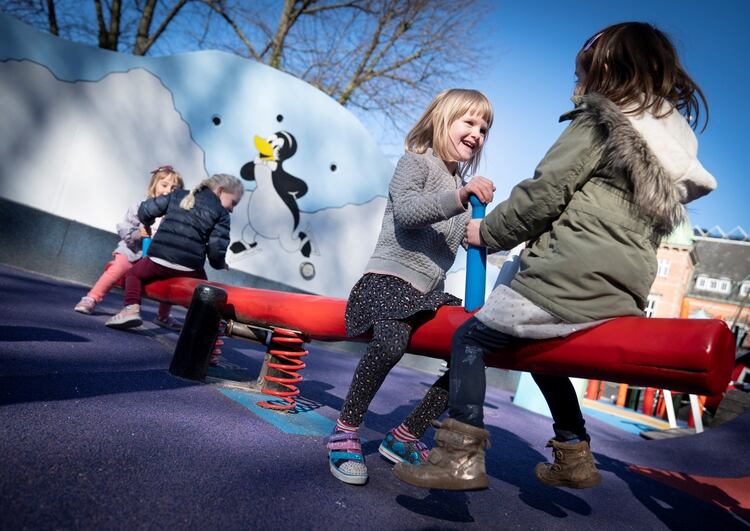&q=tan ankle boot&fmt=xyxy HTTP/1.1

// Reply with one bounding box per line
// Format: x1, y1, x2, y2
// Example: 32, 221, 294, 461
534, 439, 601, 489
393, 418, 490, 490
